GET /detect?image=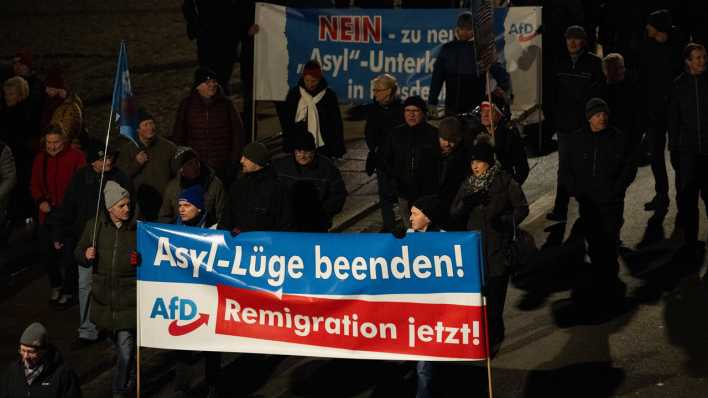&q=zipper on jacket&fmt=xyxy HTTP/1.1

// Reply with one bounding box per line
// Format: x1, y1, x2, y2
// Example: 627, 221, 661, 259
695, 76, 702, 152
